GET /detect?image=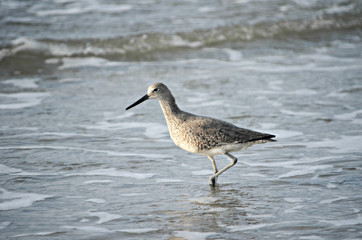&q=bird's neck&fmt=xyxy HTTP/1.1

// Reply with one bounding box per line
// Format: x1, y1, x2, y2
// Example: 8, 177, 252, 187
158, 95, 182, 123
